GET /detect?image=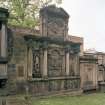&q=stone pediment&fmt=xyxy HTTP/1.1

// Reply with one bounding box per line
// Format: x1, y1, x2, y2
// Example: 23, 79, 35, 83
40, 5, 69, 38
40, 5, 69, 19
